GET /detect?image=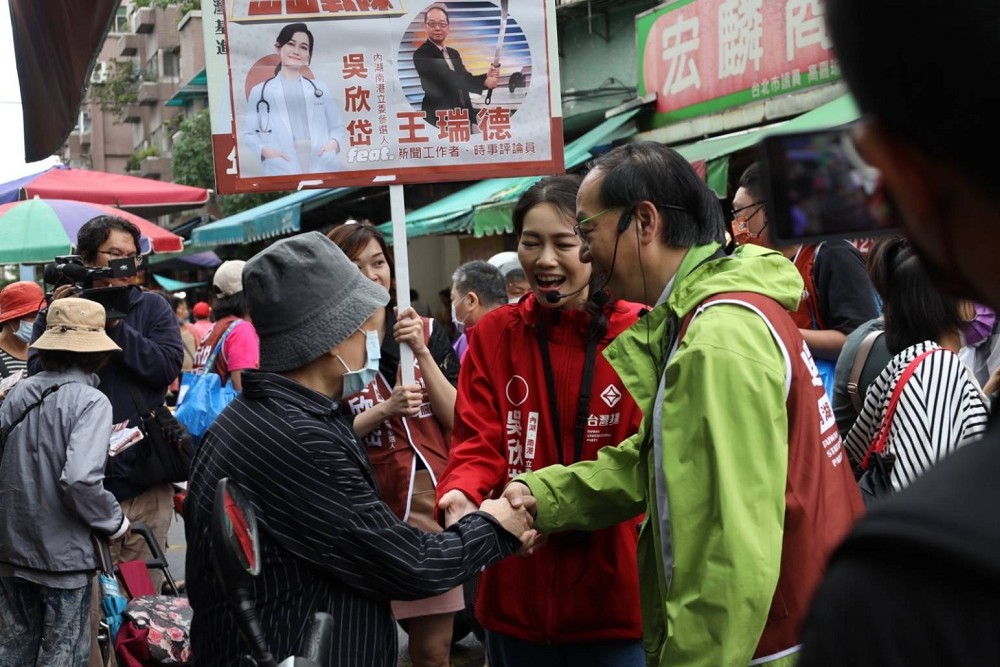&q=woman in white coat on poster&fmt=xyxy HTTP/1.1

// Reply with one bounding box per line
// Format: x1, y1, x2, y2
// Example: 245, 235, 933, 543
243, 23, 347, 177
